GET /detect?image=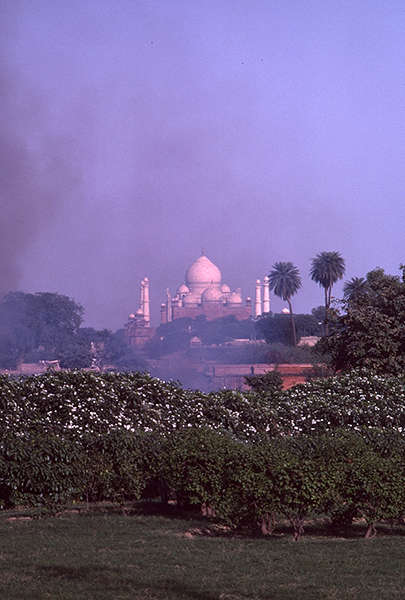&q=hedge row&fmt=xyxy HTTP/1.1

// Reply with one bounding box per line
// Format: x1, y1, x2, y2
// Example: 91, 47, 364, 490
2, 368, 405, 439
0, 371, 271, 440
1, 369, 405, 539
1, 427, 405, 539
